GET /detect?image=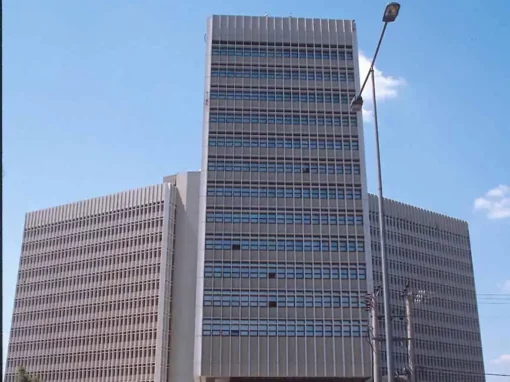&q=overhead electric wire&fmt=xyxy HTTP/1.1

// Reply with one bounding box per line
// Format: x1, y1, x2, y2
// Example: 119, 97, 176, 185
418, 365, 510, 378
476, 294, 510, 305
